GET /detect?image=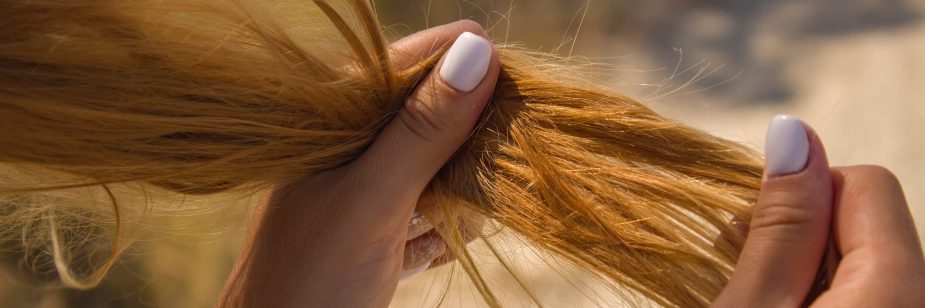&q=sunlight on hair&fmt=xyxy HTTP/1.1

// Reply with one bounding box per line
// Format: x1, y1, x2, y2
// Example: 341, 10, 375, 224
0, 0, 763, 306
